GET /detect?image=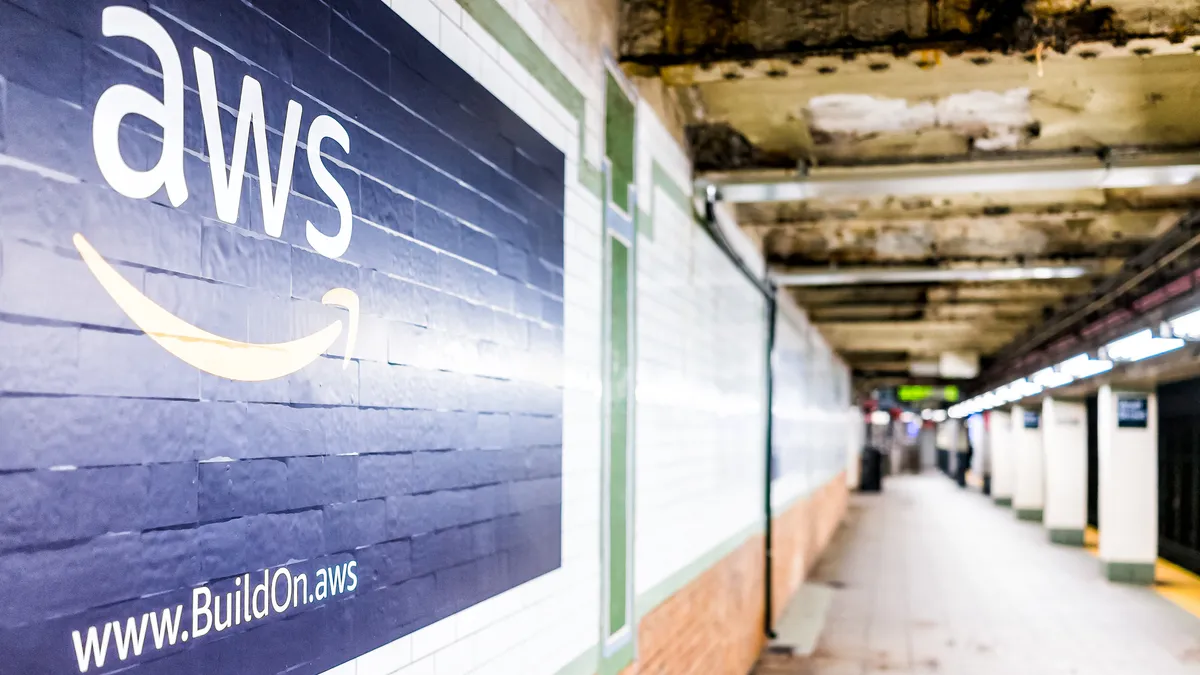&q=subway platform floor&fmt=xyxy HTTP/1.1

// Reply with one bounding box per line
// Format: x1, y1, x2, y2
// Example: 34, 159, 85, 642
755, 474, 1200, 675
